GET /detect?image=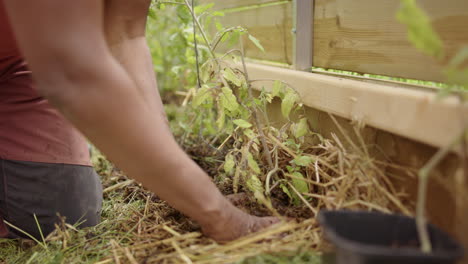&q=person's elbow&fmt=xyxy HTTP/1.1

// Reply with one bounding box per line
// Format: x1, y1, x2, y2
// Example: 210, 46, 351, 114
35, 71, 78, 109
32, 50, 108, 109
